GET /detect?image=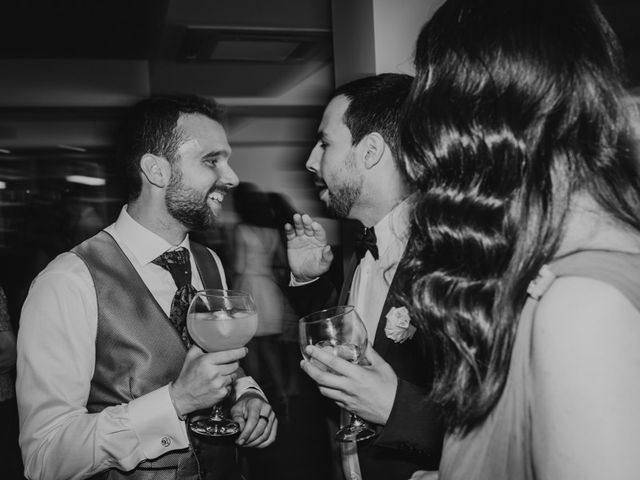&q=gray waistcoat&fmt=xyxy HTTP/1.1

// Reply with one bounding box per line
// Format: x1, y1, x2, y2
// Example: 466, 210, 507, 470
72, 231, 238, 480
